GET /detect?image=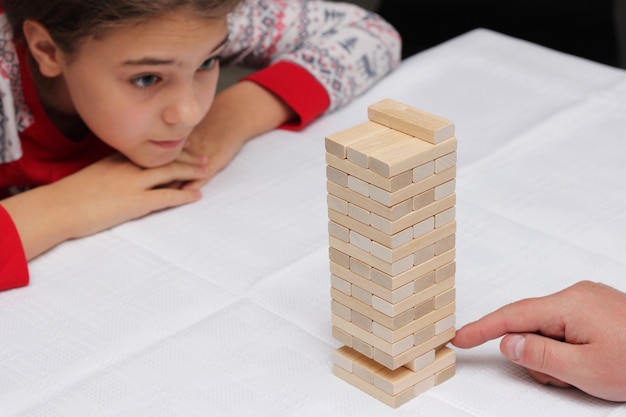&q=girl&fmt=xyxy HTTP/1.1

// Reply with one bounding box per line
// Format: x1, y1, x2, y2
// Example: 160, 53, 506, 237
0, 0, 401, 291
